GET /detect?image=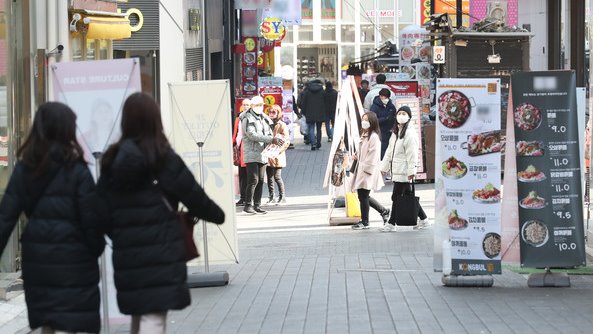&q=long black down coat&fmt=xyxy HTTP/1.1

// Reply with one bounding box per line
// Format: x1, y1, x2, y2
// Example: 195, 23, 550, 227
299, 80, 326, 122
0, 154, 103, 333
97, 139, 225, 315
